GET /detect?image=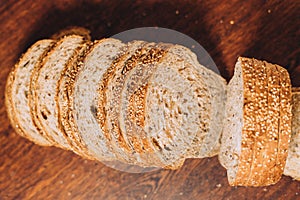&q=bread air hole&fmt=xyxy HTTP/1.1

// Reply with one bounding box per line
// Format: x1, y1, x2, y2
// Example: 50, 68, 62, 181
151, 138, 162, 150
41, 107, 51, 120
